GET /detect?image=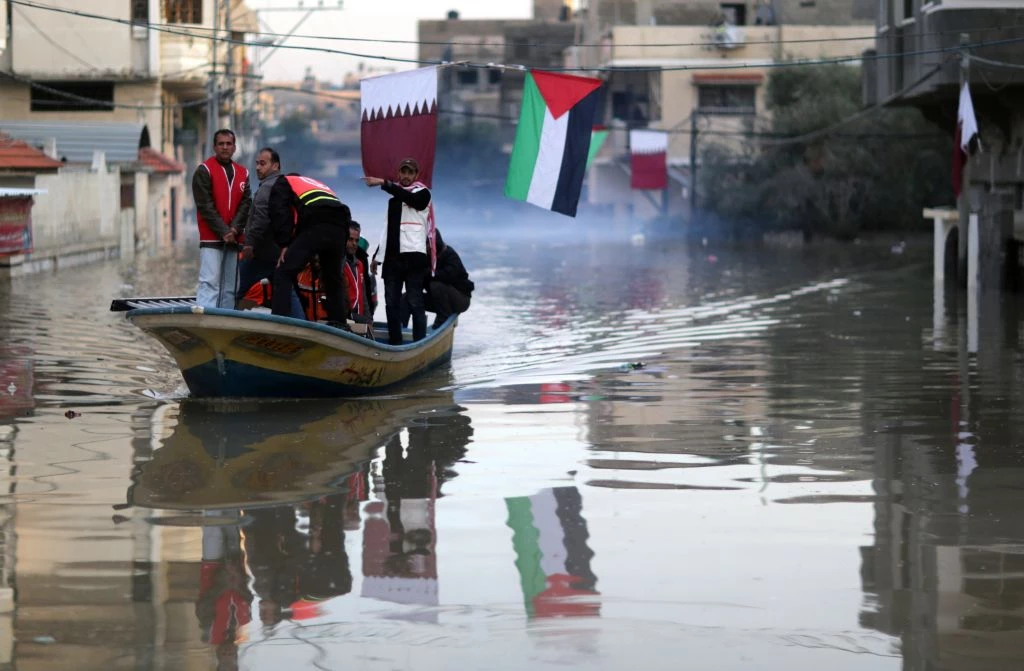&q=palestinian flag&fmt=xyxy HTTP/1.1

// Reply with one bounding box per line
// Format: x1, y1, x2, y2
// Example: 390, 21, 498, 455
630, 129, 668, 190
586, 126, 609, 171
361, 66, 438, 186
505, 486, 599, 619
504, 71, 603, 217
